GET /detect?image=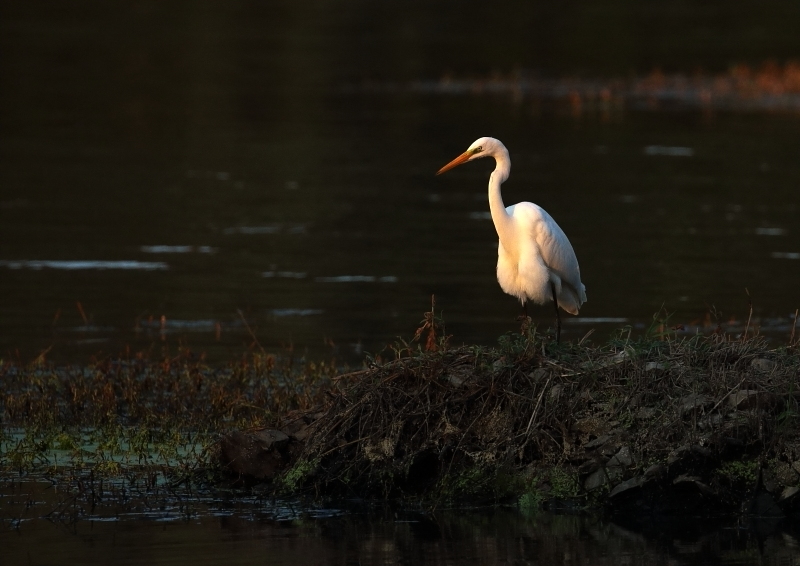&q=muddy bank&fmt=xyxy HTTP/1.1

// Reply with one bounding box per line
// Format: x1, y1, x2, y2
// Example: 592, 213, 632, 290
217, 330, 800, 515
